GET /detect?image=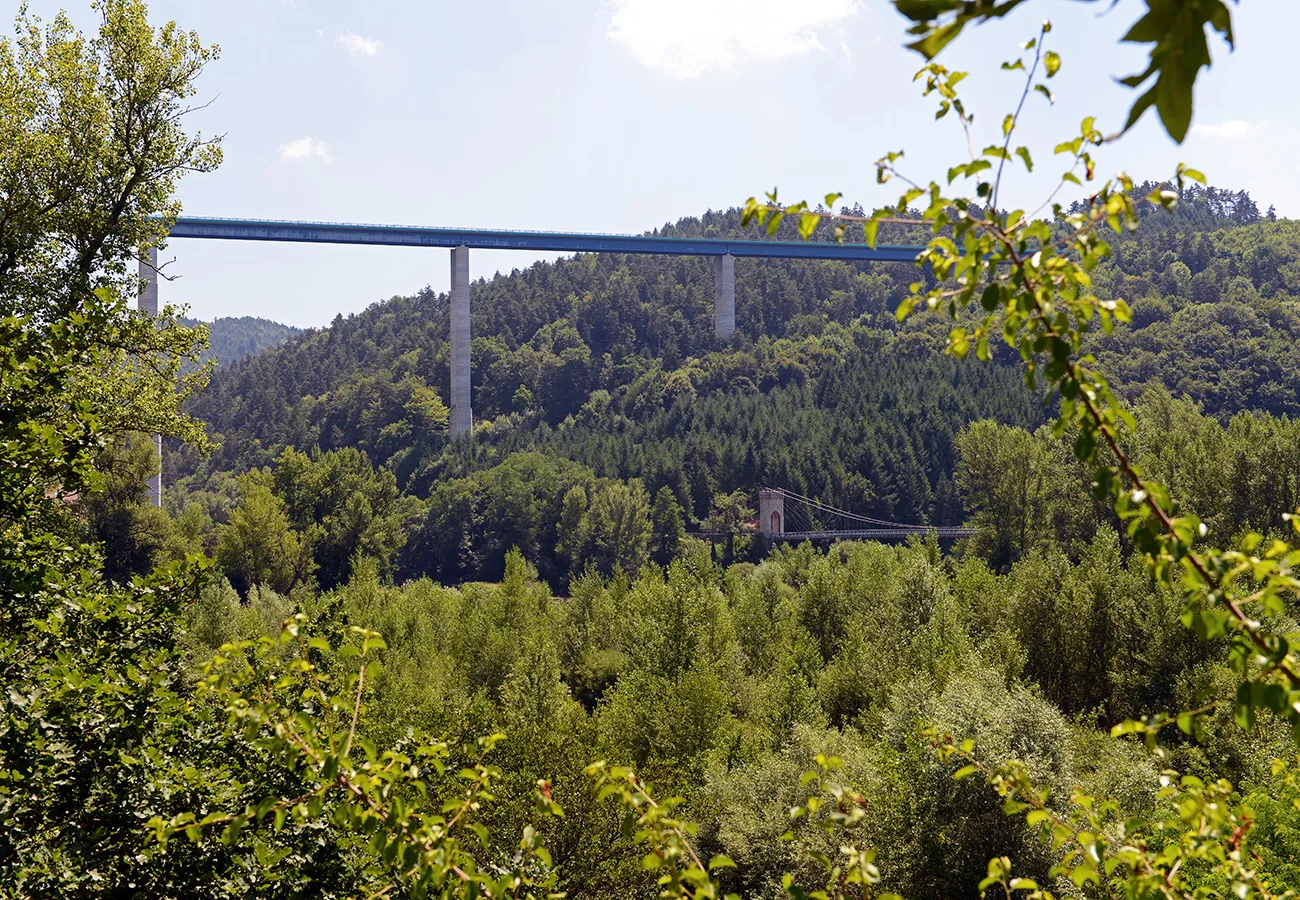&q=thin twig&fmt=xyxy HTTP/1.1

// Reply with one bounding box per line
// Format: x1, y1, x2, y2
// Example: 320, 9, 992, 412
343, 656, 366, 759
992, 27, 1047, 213
972, 214, 1300, 689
